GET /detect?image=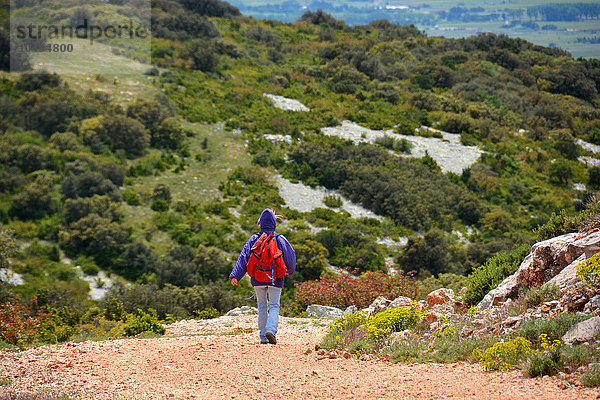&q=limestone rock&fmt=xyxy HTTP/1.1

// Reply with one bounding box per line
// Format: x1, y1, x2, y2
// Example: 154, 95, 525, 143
362, 296, 391, 316
306, 305, 343, 319
426, 288, 455, 308
478, 231, 600, 309
389, 296, 412, 309
562, 316, 600, 344
225, 306, 258, 316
